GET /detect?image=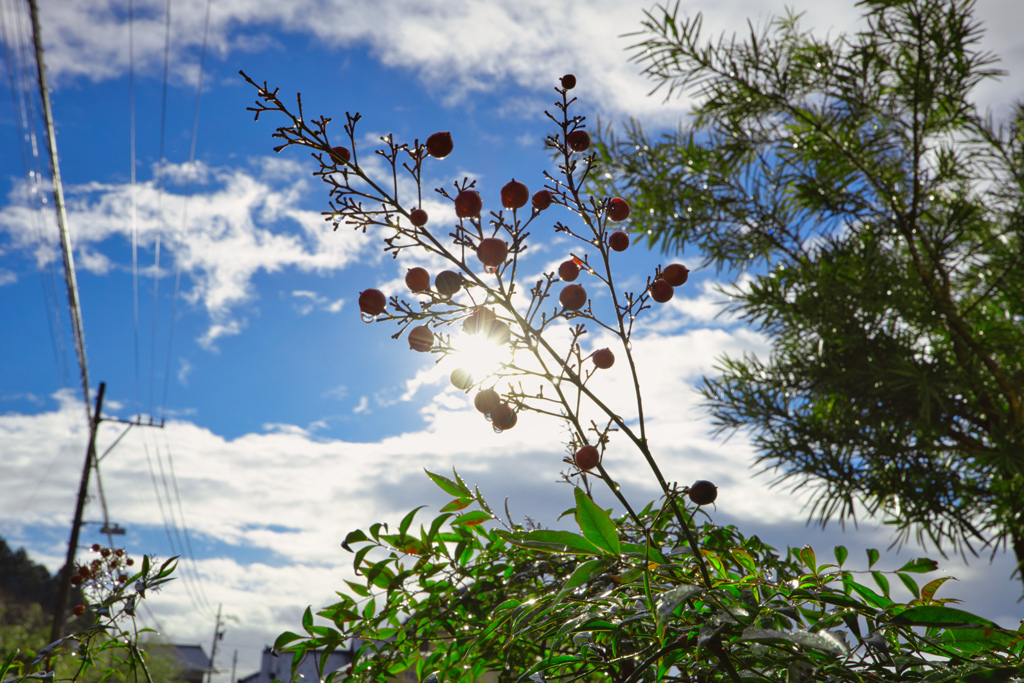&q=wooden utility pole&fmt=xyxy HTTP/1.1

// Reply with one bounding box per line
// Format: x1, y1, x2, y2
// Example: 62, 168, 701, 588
50, 382, 106, 644
206, 604, 225, 683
